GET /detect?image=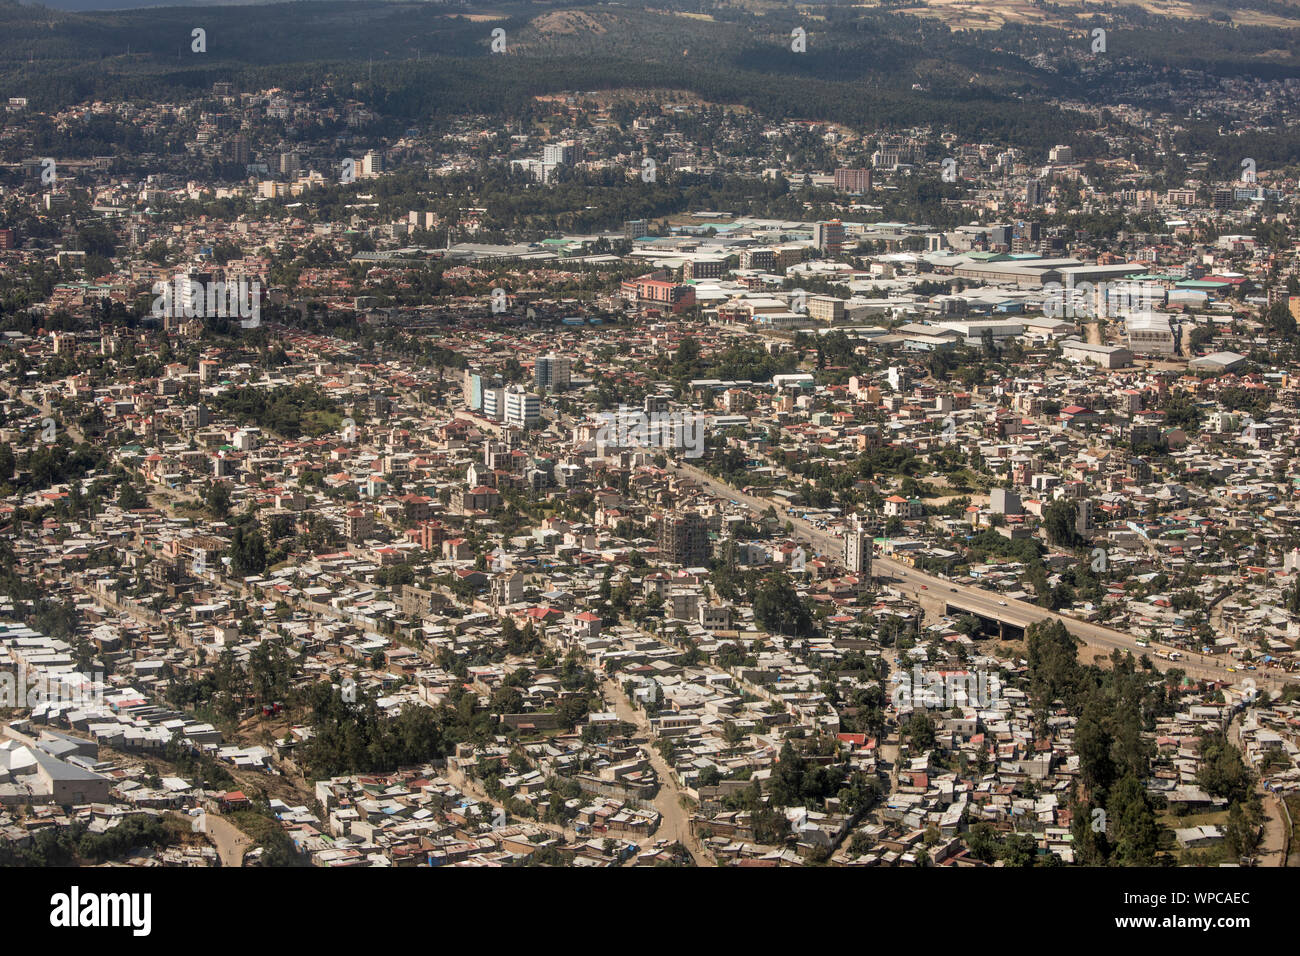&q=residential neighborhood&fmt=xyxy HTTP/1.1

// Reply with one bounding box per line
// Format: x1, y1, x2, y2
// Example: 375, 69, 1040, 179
0, 0, 1298, 884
